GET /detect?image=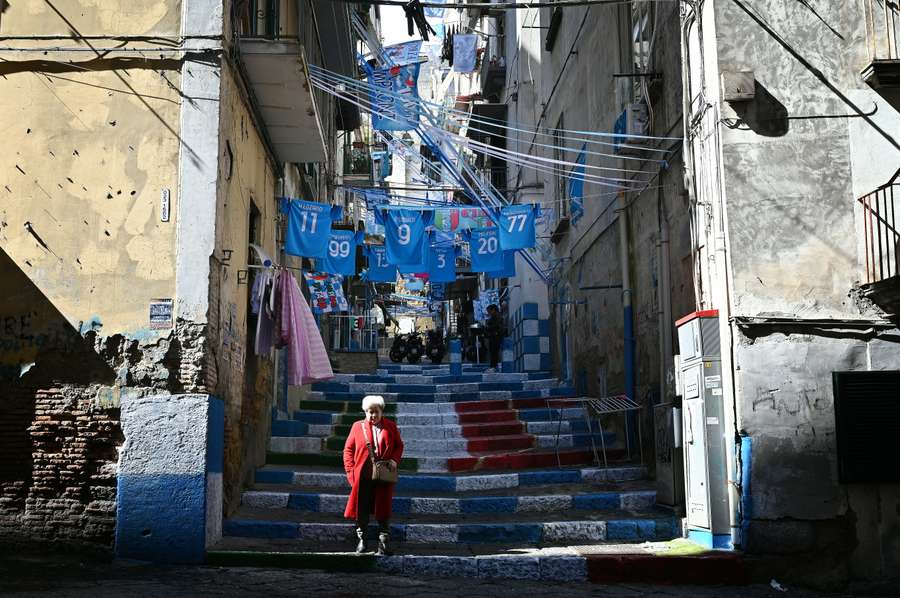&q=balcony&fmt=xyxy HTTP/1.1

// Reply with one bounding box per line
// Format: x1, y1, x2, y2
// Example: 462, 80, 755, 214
480, 56, 507, 101
857, 168, 900, 322
862, 0, 900, 110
